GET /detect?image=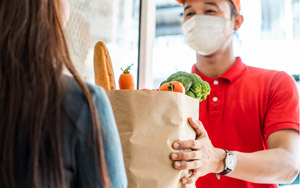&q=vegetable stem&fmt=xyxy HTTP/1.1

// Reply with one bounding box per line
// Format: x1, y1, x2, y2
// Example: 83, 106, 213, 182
167, 83, 175, 91
121, 64, 134, 74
